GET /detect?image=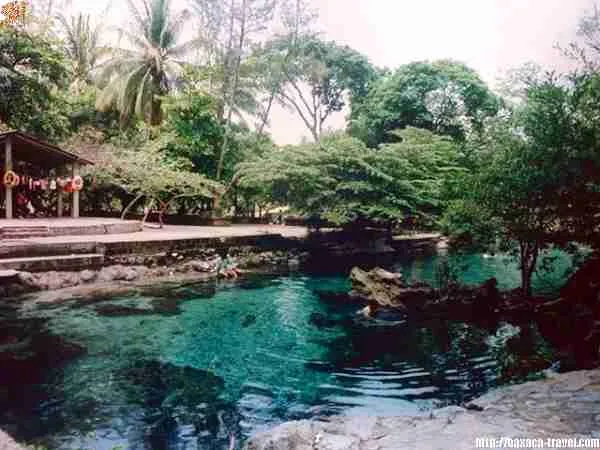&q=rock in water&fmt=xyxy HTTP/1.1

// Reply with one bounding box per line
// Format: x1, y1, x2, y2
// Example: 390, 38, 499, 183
349, 267, 434, 311
349, 267, 405, 308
